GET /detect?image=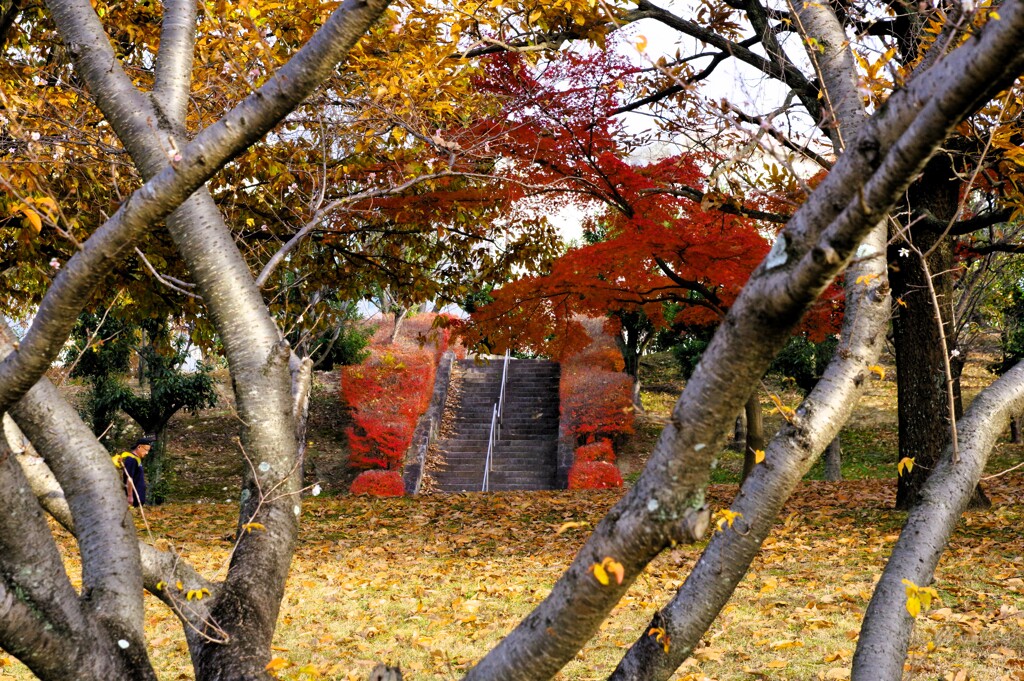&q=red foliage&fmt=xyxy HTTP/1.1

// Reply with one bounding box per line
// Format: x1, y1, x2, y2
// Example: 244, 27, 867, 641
575, 439, 615, 463
560, 364, 634, 444
341, 344, 436, 470
571, 328, 625, 372
458, 50, 842, 356
567, 461, 623, 489
349, 469, 406, 497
